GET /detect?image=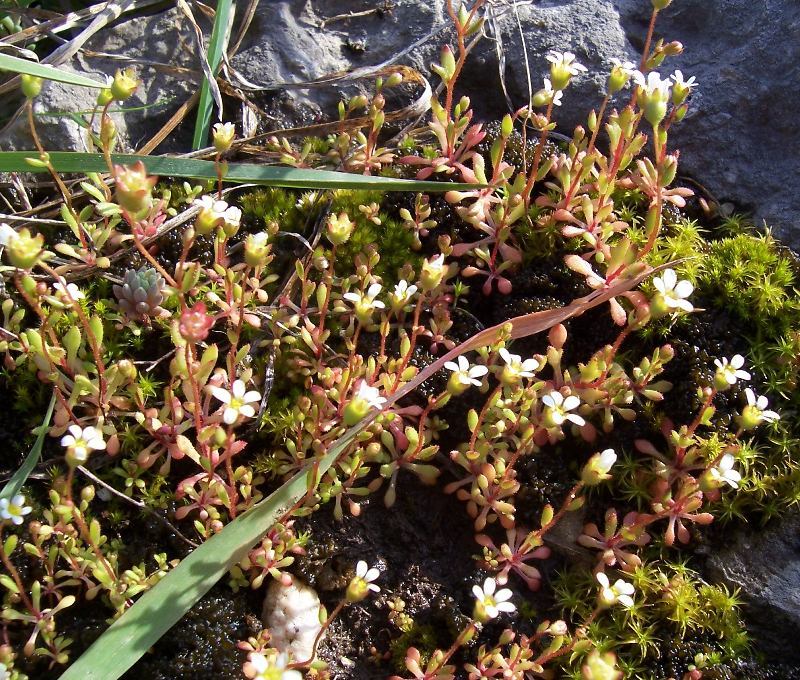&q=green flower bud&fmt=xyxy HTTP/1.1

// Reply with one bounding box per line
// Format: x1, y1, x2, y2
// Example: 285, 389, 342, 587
582, 650, 622, 680
113, 161, 157, 215
100, 115, 117, 150
96, 87, 114, 107
651, 0, 672, 9
21, 74, 43, 99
